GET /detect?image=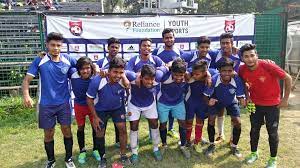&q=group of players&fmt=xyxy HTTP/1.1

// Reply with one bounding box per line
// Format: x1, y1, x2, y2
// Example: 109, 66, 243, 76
22, 28, 292, 168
